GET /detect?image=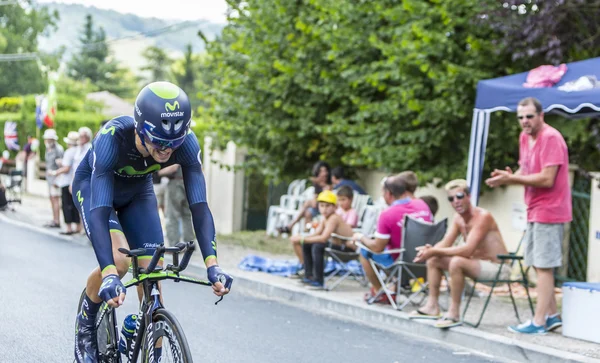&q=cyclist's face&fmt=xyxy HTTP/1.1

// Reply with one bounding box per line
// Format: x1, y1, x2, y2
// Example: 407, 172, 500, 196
147, 142, 174, 163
